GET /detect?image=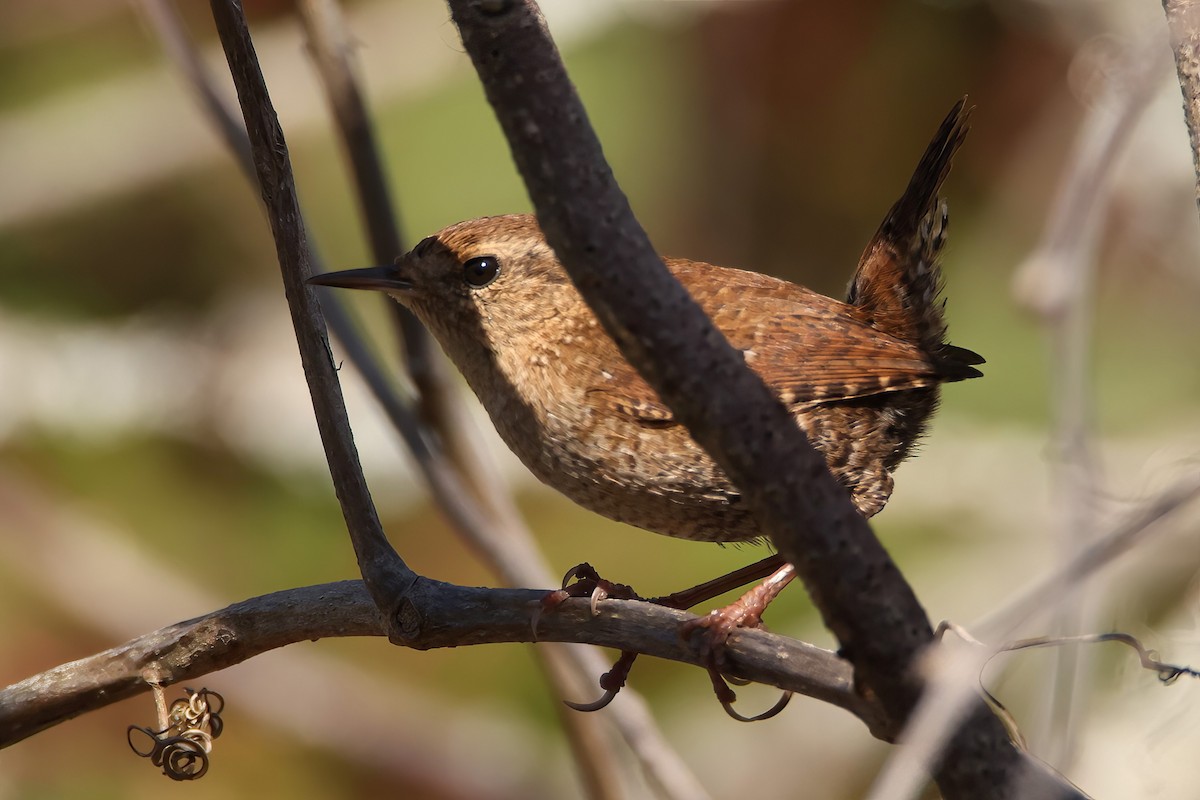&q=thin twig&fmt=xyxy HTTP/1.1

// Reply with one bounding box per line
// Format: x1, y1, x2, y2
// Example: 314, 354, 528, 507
209, 0, 411, 618
292, 0, 459, 466
977, 474, 1200, 640
1163, 0, 1200, 210
136, 0, 432, 461
1011, 35, 1165, 766
865, 473, 1200, 800
997, 633, 1200, 685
